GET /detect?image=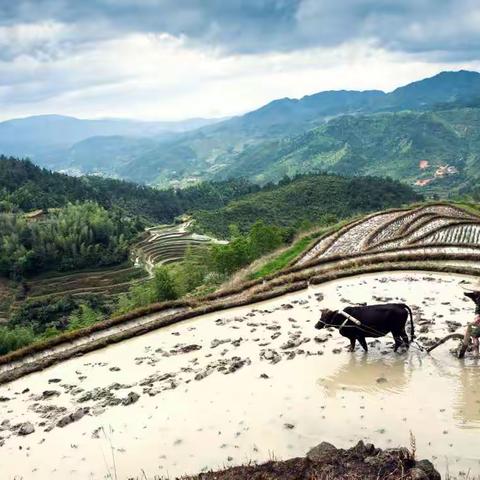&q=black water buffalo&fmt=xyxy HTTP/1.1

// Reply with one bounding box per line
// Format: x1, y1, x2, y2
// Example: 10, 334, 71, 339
314, 303, 414, 352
